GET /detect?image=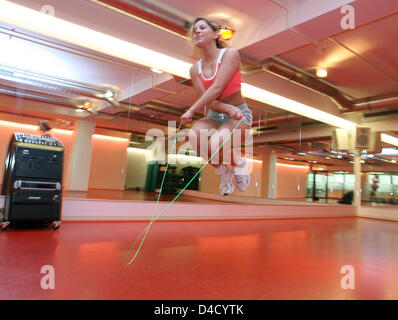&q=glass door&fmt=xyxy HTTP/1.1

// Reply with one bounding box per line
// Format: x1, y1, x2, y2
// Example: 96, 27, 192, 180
314, 172, 328, 199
